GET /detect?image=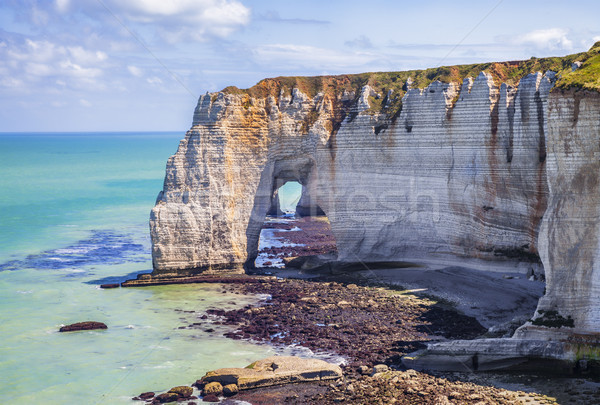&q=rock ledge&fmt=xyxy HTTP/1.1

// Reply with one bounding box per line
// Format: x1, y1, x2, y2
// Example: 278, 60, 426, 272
201, 356, 342, 391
